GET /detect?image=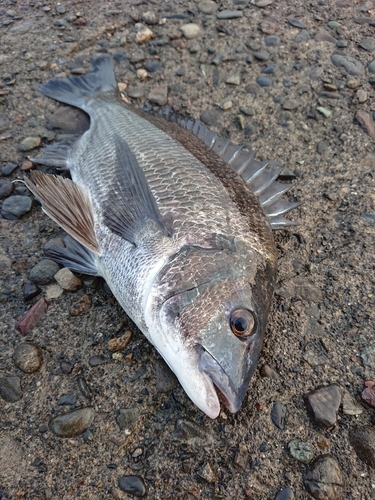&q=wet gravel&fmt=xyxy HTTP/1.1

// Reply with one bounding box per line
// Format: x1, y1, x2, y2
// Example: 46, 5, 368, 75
1, 0, 375, 498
